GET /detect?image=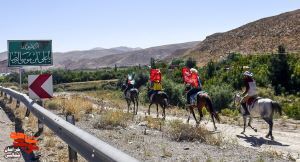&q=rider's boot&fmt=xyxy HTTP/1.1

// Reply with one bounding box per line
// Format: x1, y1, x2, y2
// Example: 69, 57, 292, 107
241, 103, 250, 116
